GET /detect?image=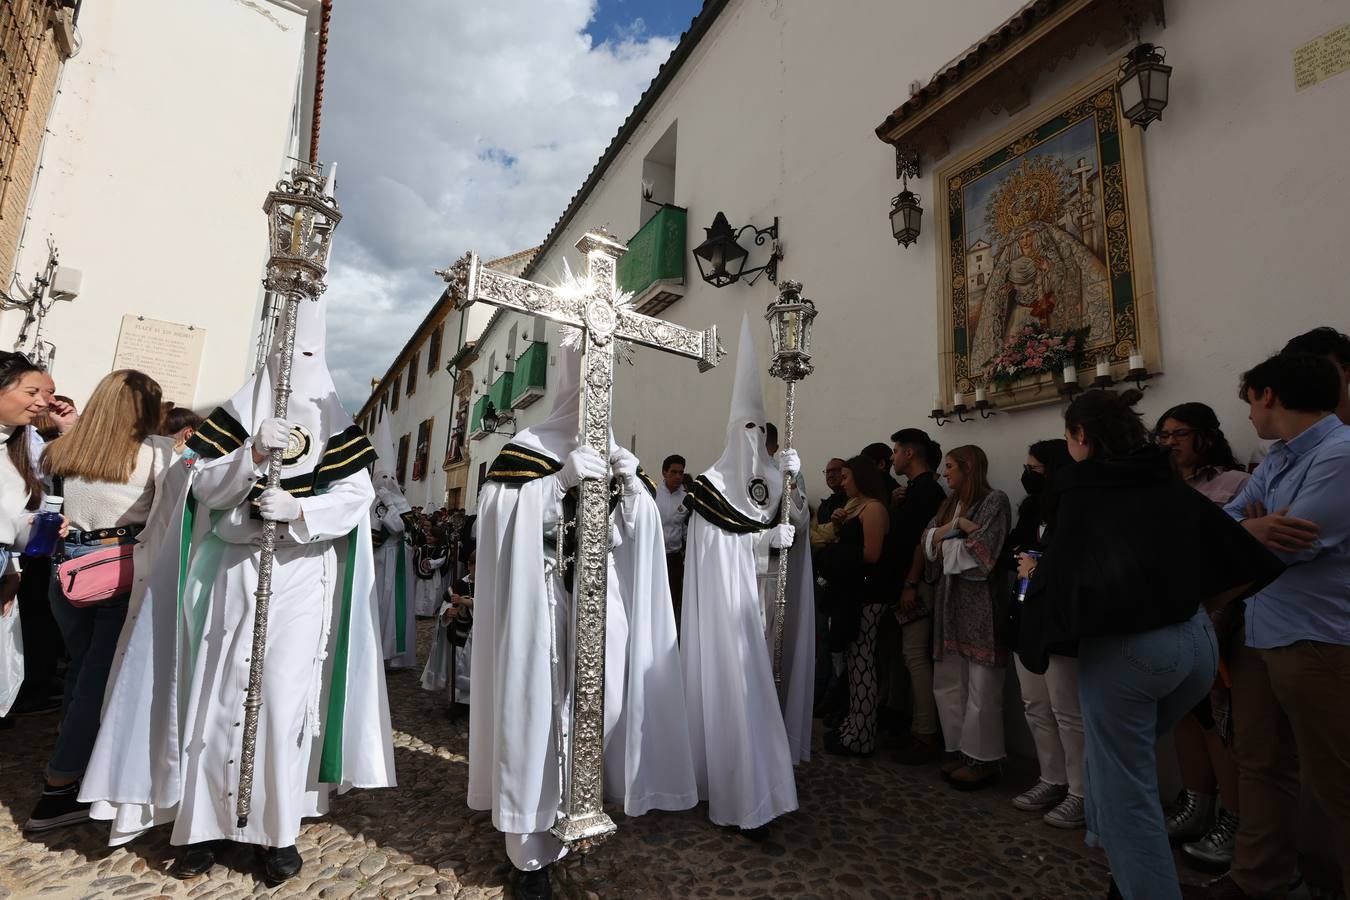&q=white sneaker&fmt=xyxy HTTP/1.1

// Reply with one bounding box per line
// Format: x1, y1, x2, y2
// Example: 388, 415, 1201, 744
1043, 793, 1085, 829
1012, 779, 1068, 812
